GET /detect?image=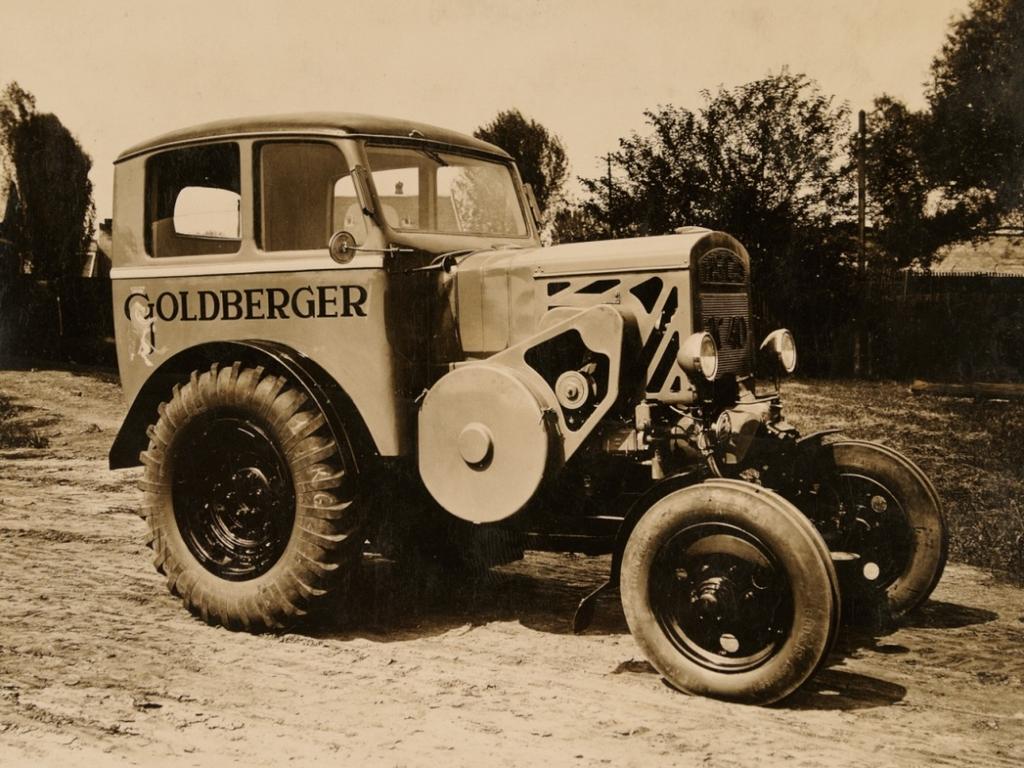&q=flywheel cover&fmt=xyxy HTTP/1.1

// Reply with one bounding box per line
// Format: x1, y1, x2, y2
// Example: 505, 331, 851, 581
418, 364, 552, 523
